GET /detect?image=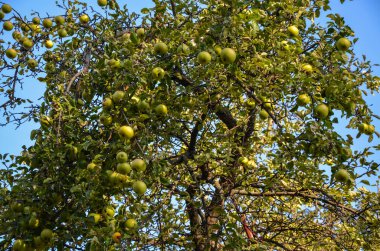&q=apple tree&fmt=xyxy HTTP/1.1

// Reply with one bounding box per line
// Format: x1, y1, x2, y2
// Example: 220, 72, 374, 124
1, 0, 380, 250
